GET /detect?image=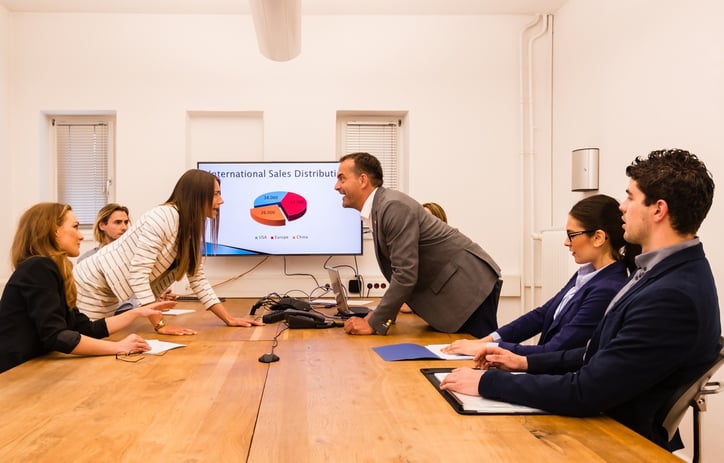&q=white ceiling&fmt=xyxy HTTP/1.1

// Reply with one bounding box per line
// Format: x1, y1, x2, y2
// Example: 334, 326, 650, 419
0, 0, 567, 15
